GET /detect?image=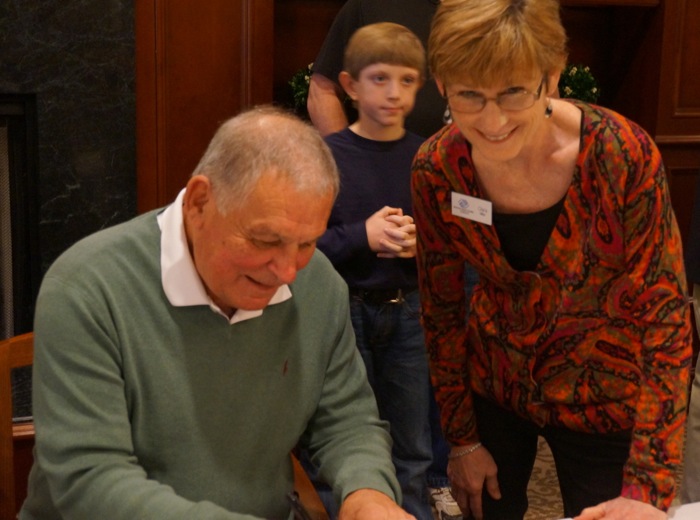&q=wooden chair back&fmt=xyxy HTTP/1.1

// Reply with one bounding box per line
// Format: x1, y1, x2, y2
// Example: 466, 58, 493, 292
291, 453, 330, 520
0, 332, 34, 520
